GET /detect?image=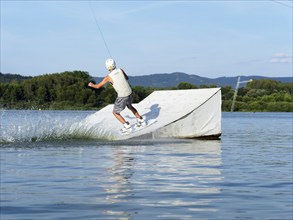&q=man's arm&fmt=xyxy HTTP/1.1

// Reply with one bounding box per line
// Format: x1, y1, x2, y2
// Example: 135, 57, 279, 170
121, 69, 129, 80
88, 76, 111, 89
